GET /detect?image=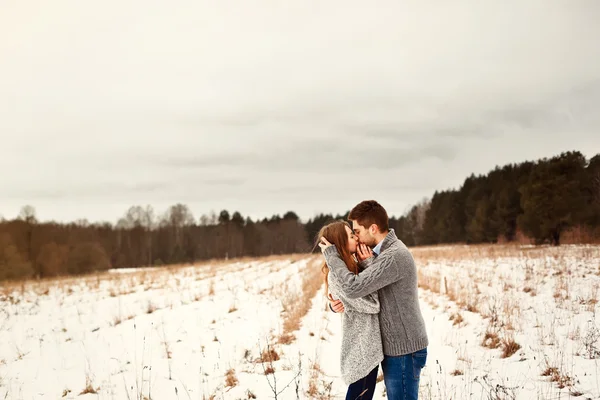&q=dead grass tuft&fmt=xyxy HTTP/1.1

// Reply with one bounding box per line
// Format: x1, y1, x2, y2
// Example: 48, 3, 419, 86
482, 330, 501, 349
523, 286, 537, 296
146, 301, 157, 314
224, 368, 238, 388
449, 312, 464, 326
79, 376, 99, 395
259, 348, 280, 363
277, 333, 295, 345
264, 366, 275, 375
542, 366, 574, 389
500, 336, 521, 358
